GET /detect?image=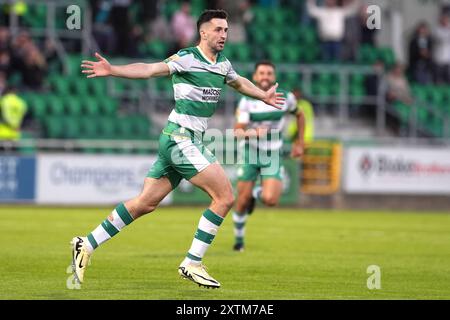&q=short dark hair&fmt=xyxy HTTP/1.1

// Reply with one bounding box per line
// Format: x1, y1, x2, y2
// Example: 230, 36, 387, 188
197, 9, 228, 32
254, 60, 276, 72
